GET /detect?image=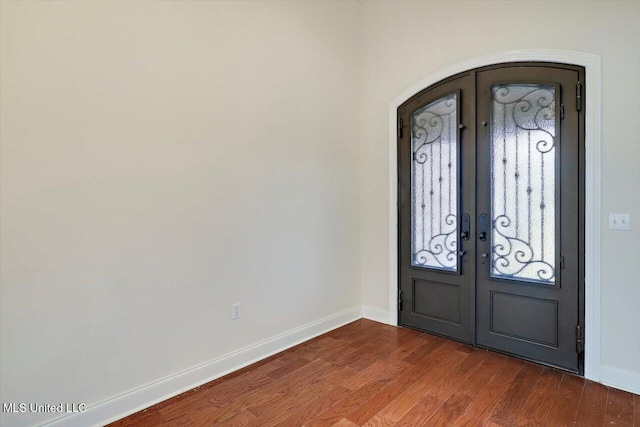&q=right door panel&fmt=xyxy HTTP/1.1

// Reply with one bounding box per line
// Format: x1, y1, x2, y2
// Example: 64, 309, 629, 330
475, 66, 583, 372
